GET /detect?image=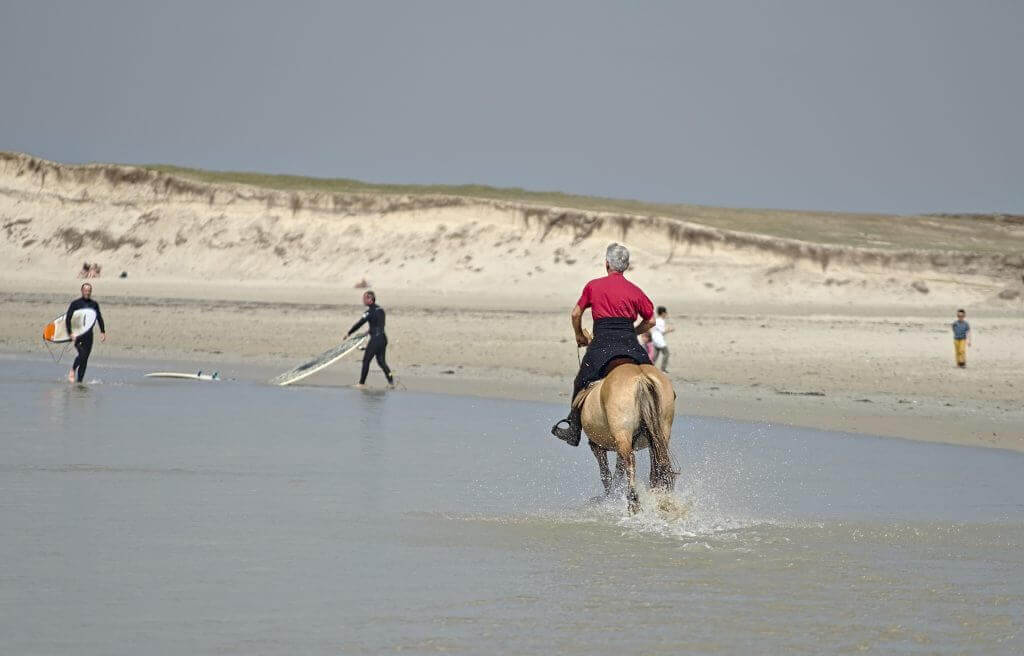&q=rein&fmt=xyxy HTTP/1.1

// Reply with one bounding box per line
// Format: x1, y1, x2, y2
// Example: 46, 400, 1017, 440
576, 327, 593, 366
